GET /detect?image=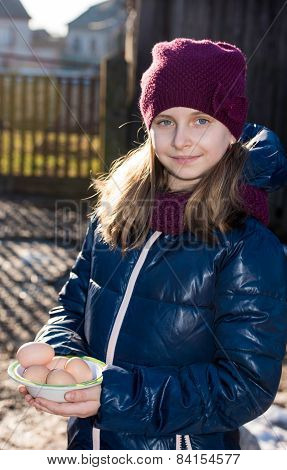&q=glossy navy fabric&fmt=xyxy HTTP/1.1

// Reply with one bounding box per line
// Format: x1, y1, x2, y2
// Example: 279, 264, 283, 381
35, 122, 287, 450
